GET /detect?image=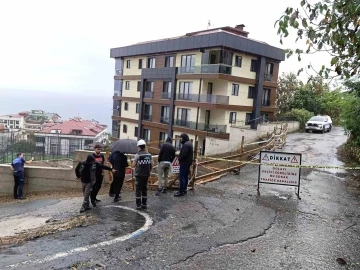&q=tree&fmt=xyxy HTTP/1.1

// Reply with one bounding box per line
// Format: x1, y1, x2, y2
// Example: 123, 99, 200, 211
275, 0, 360, 79
276, 72, 303, 115
10, 140, 36, 154
288, 84, 323, 115
341, 93, 360, 145
284, 108, 314, 130
319, 88, 344, 124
